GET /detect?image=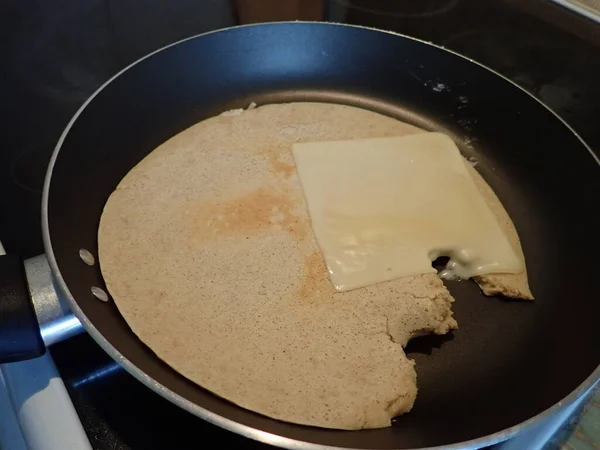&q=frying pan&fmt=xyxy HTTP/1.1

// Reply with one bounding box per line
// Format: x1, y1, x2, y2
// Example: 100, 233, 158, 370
1, 22, 599, 450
